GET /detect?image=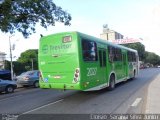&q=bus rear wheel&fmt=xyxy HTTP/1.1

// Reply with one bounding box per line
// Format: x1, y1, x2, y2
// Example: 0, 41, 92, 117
108, 75, 115, 91
132, 70, 136, 80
